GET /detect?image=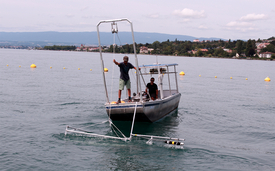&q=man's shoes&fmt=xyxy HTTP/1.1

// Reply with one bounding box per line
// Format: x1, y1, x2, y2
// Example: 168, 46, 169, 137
116, 99, 121, 104
128, 97, 132, 102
